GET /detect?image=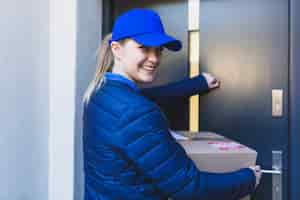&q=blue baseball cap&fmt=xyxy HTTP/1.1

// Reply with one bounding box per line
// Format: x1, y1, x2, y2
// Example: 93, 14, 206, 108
110, 8, 182, 51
